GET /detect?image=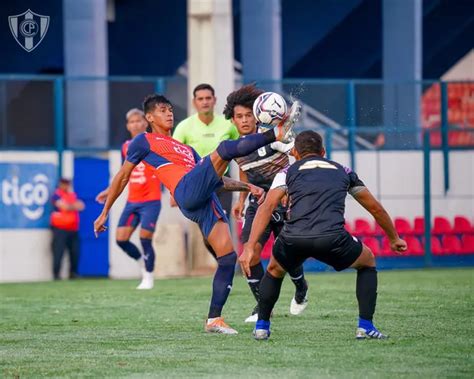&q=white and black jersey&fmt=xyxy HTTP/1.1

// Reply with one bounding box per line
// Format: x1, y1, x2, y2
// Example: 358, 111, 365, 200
235, 139, 293, 192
